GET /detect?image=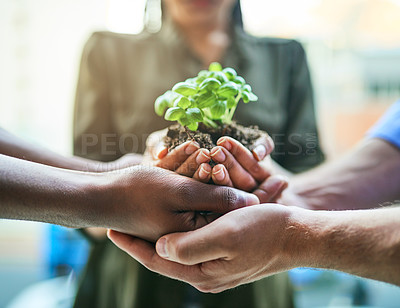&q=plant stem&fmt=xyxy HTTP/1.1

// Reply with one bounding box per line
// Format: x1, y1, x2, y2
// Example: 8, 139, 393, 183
226, 93, 242, 124
184, 126, 195, 141
203, 117, 219, 128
